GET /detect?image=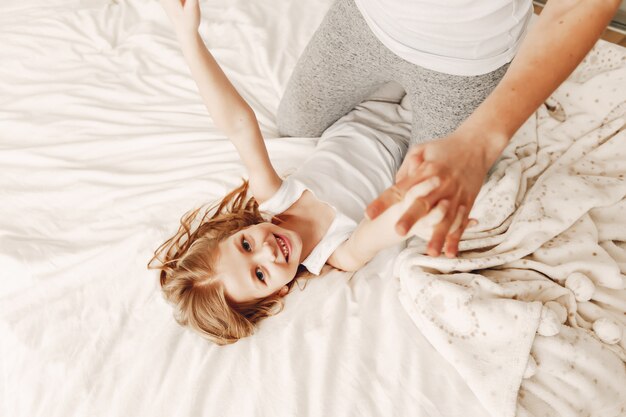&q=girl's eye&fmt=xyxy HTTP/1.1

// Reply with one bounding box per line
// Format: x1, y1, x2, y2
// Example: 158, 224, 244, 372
242, 238, 251, 252
255, 268, 265, 282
